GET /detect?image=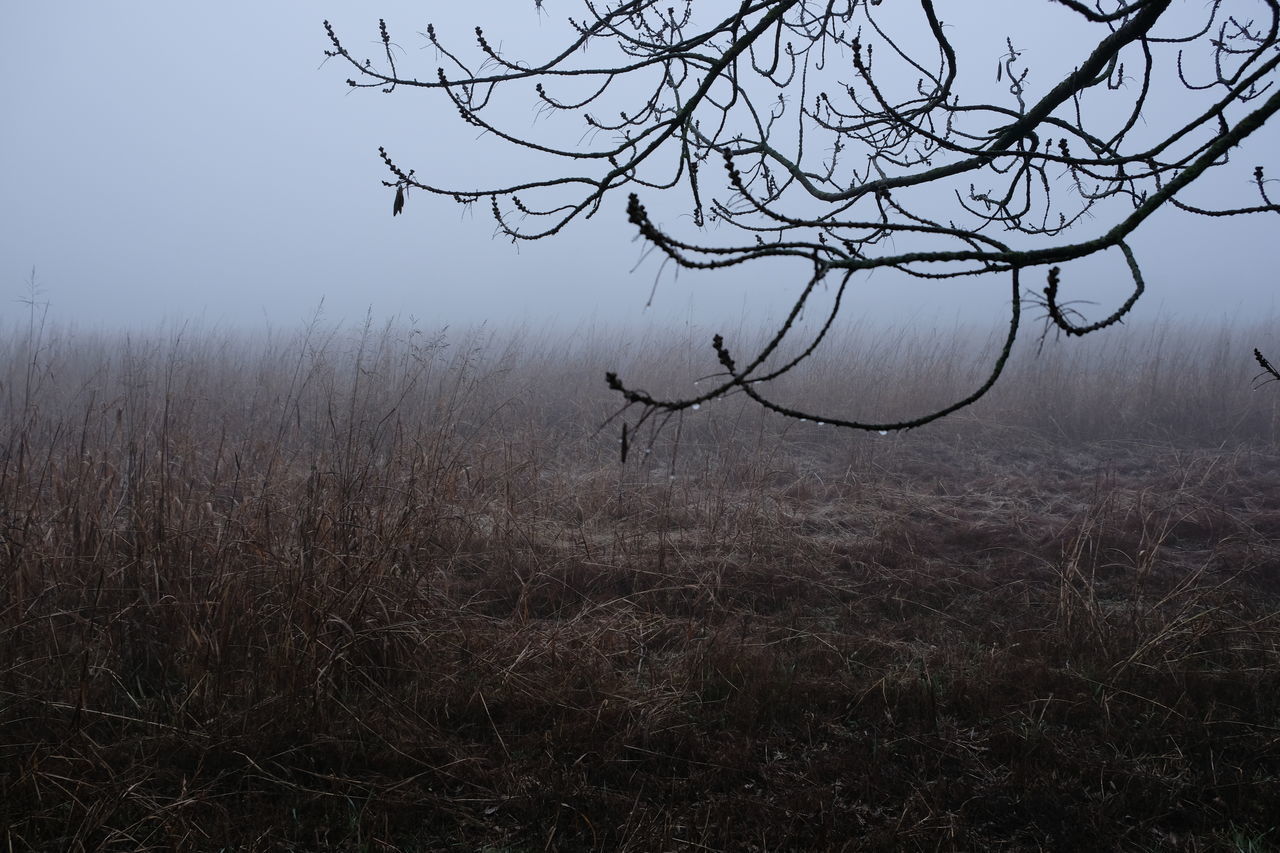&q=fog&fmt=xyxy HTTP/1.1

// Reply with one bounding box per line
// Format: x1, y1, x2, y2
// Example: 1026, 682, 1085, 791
2, 2, 1276, 334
